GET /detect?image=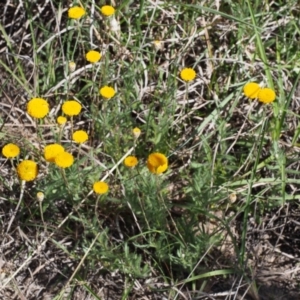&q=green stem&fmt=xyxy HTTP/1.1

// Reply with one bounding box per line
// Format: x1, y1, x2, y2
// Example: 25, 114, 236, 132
239, 110, 268, 267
